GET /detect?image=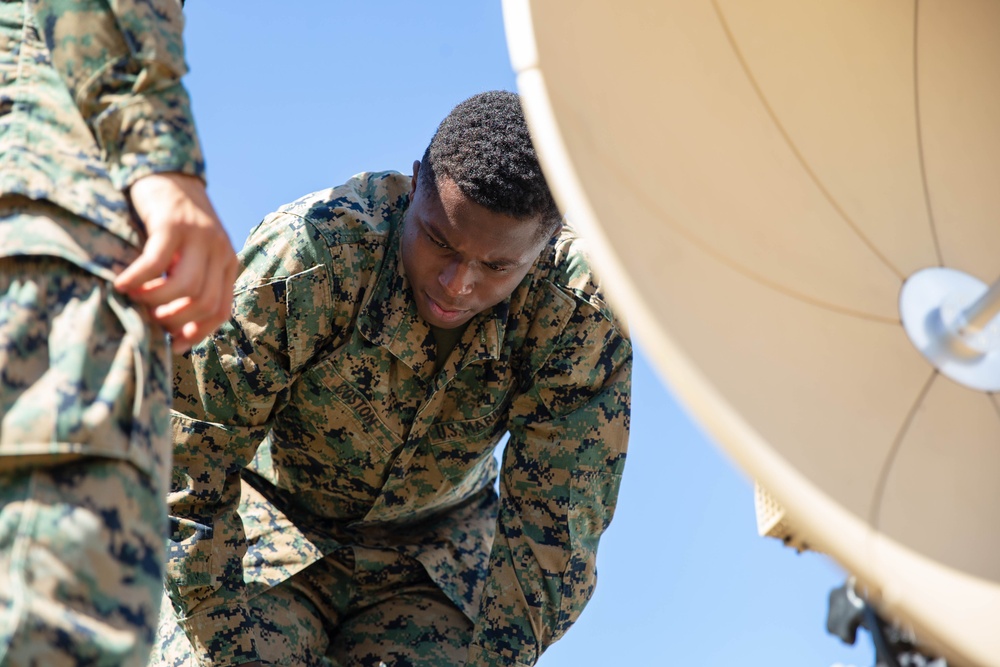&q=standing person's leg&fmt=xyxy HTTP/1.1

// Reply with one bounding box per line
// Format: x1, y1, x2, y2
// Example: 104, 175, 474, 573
0, 252, 171, 666
0, 460, 167, 666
